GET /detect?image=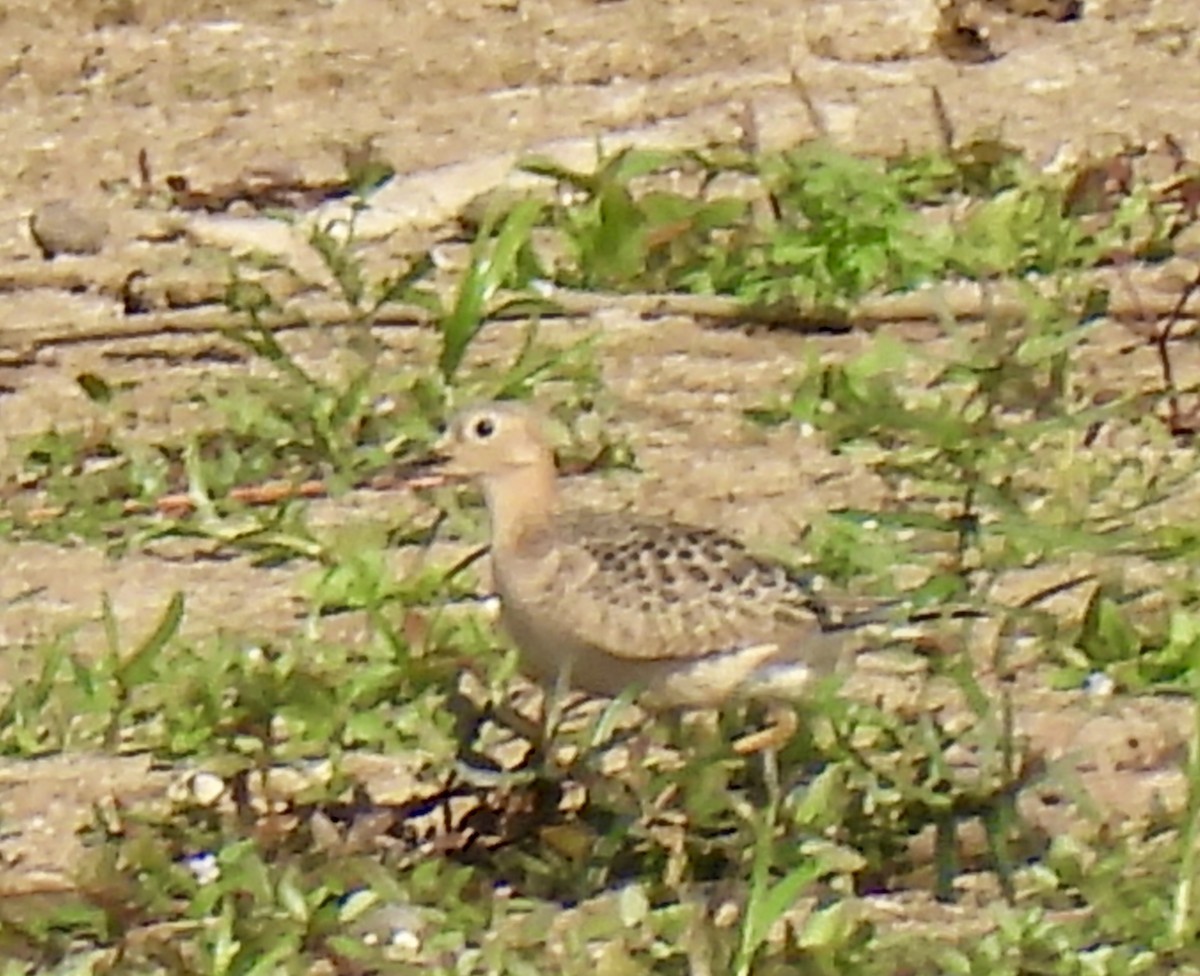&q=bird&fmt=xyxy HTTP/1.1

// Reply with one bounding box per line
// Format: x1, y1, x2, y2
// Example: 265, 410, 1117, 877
435, 400, 932, 715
